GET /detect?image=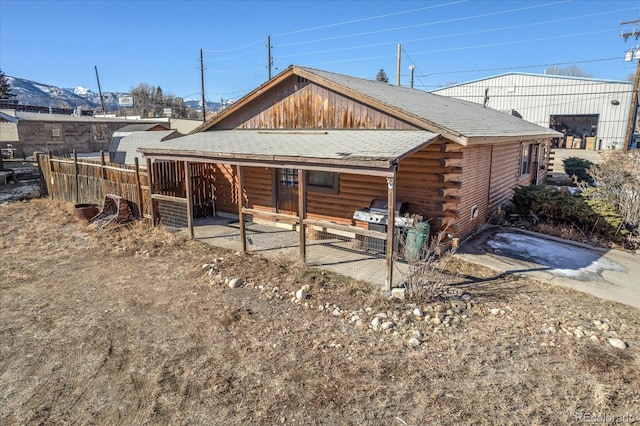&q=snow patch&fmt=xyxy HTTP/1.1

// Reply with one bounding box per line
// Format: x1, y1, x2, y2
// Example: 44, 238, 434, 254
73, 86, 90, 95
487, 232, 626, 280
